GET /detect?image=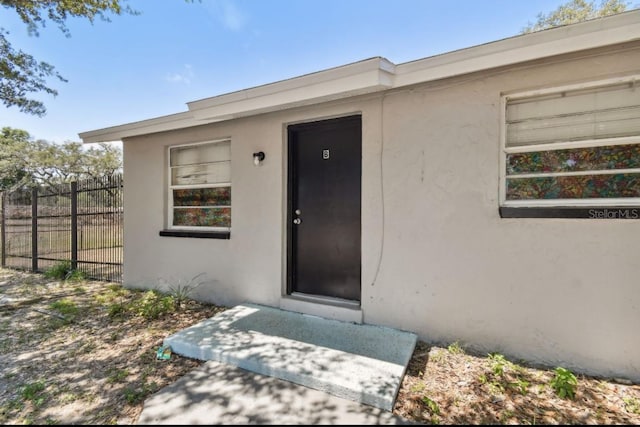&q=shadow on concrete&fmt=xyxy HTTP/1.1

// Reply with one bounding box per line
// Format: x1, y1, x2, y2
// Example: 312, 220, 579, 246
138, 361, 418, 425
163, 303, 418, 412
